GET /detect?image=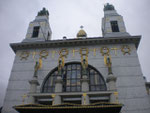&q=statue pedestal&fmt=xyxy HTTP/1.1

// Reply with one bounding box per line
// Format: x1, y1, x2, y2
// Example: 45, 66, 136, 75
106, 74, 117, 91
53, 95, 61, 105
81, 75, 90, 105
106, 74, 118, 103
81, 75, 89, 92
55, 75, 63, 93
53, 75, 63, 105
28, 77, 39, 104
